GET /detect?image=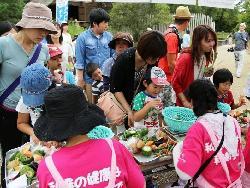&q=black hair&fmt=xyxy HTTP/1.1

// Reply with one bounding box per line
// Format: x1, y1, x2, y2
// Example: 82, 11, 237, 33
61, 22, 68, 28
174, 18, 190, 25
213, 68, 233, 88
0, 21, 16, 36
89, 8, 110, 28
46, 32, 63, 45
143, 67, 153, 85
137, 30, 166, 61
186, 29, 190, 34
188, 79, 218, 117
86, 62, 99, 78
